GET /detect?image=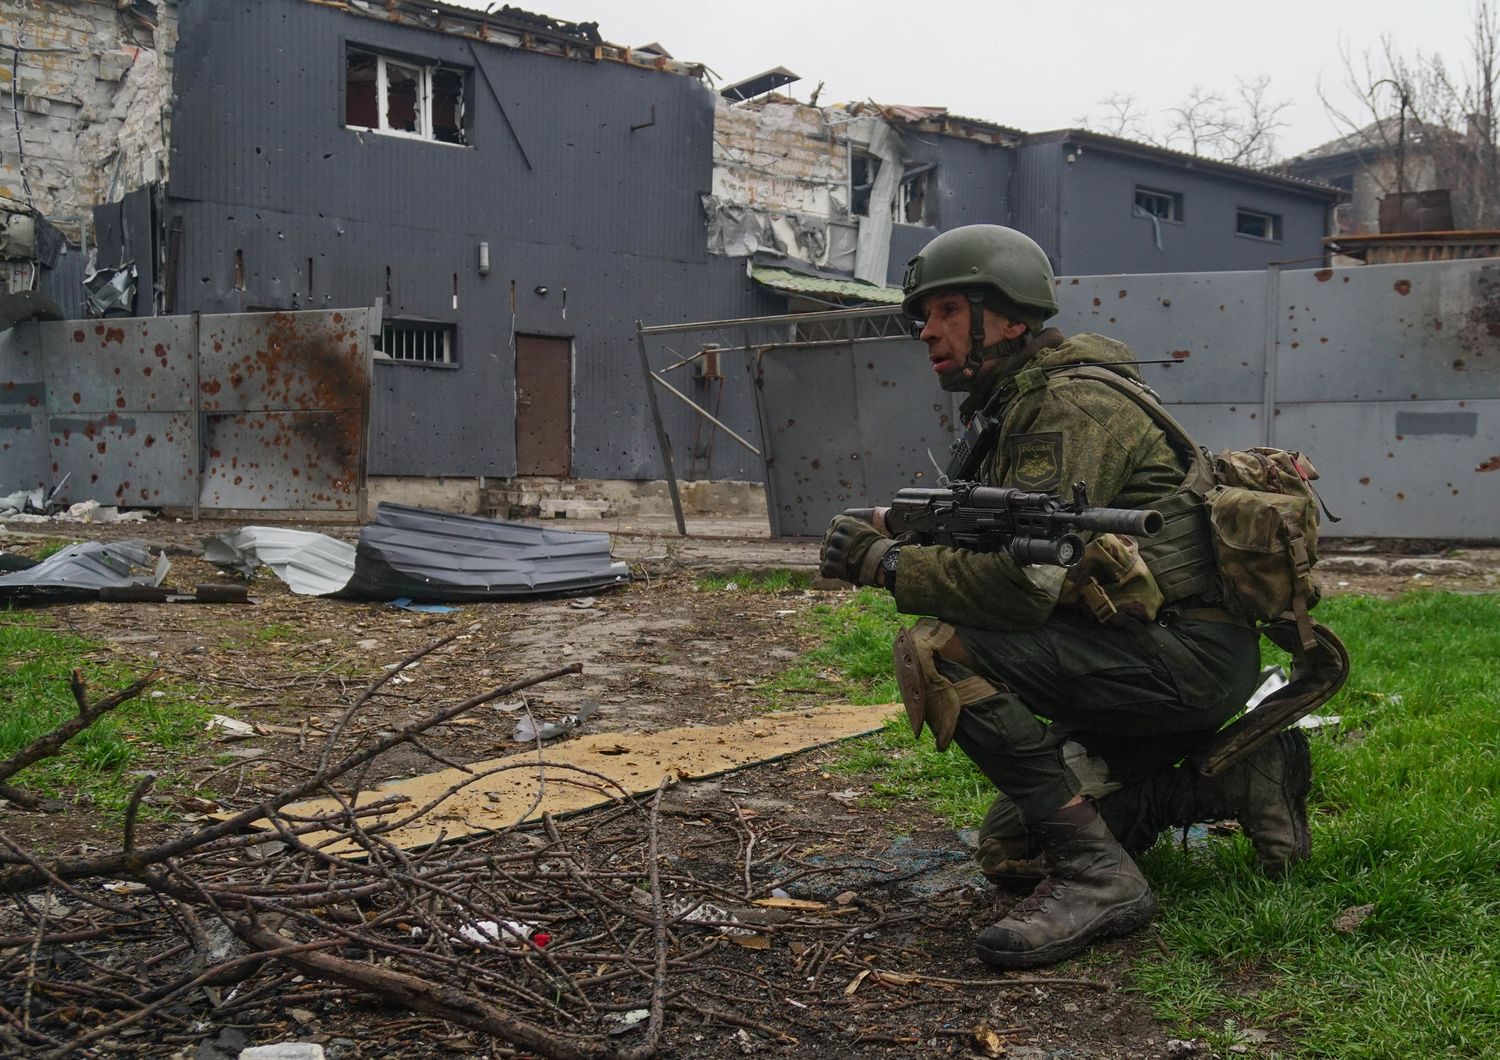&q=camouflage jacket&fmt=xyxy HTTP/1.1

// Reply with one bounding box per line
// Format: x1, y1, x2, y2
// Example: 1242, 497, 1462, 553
892, 330, 1186, 630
